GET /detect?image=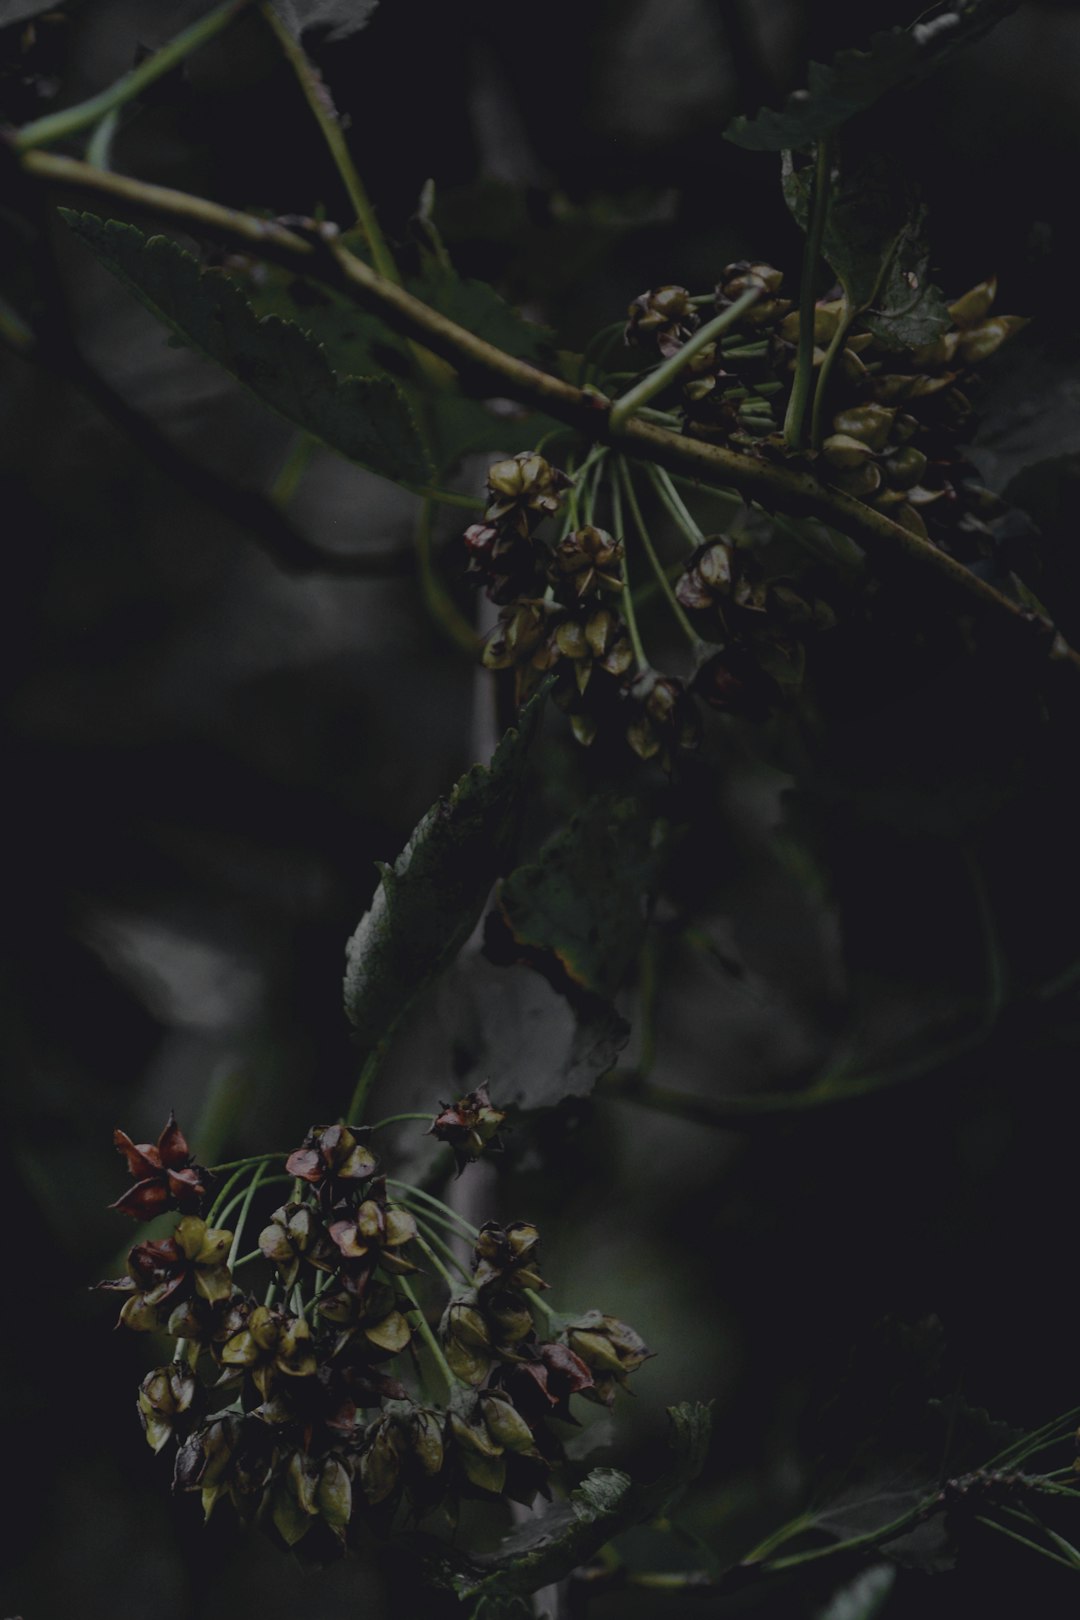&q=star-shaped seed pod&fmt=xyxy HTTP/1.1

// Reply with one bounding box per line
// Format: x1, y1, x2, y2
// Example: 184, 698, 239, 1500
625, 284, 699, 357
551, 606, 634, 695
218, 1304, 319, 1399
317, 1273, 412, 1360
716, 260, 790, 327
492, 1340, 596, 1425
137, 1363, 198, 1454
430, 1083, 507, 1174
269, 1449, 352, 1548
439, 1296, 496, 1386
550, 526, 625, 602
472, 1221, 547, 1294
100, 1216, 233, 1330
259, 1202, 336, 1289
625, 672, 701, 764
562, 1312, 653, 1405
675, 539, 734, 614
285, 1124, 377, 1194
174, 1411, 277, 1525
485, 453, 571, 539
326, 1179, 419, 1275
110, 1112, 209, 1220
